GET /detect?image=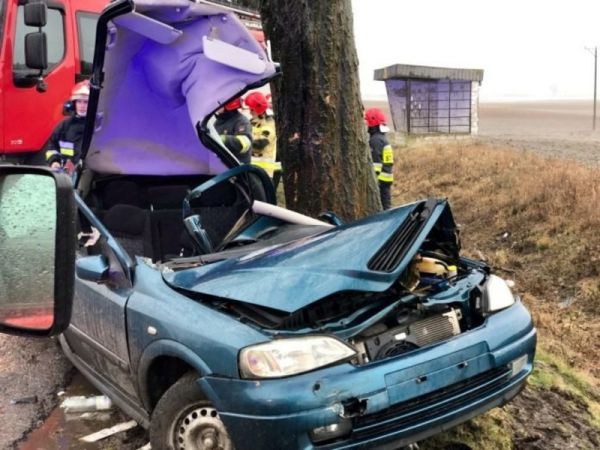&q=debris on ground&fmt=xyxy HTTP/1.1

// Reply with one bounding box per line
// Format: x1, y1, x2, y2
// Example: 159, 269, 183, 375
79, 419, 138, 443
10, 395, 38, 405
60, 395, 113, 413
